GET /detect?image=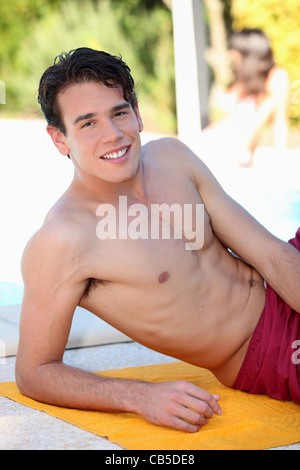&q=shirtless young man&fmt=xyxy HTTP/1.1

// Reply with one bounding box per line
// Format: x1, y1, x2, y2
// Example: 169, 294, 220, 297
16, 48, 300, 433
